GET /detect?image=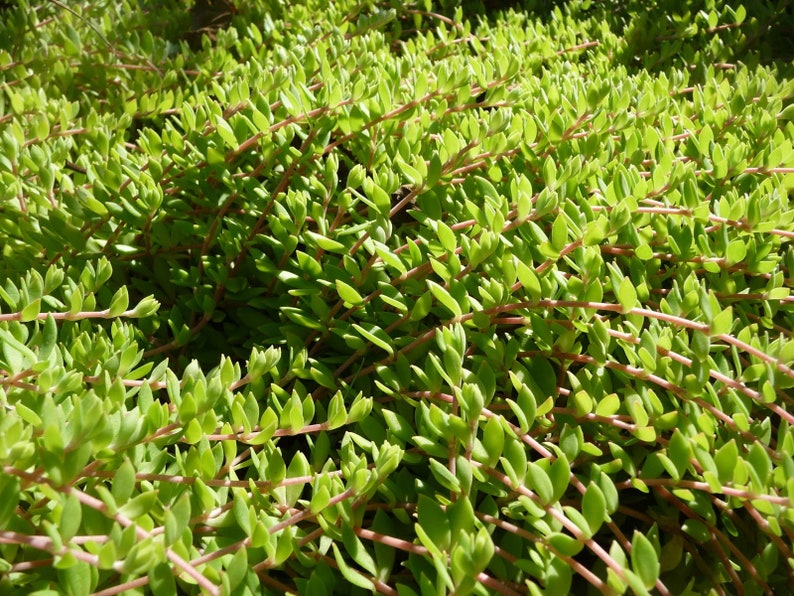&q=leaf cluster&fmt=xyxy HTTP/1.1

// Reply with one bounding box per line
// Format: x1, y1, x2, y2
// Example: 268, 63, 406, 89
0, 0, 793, 595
